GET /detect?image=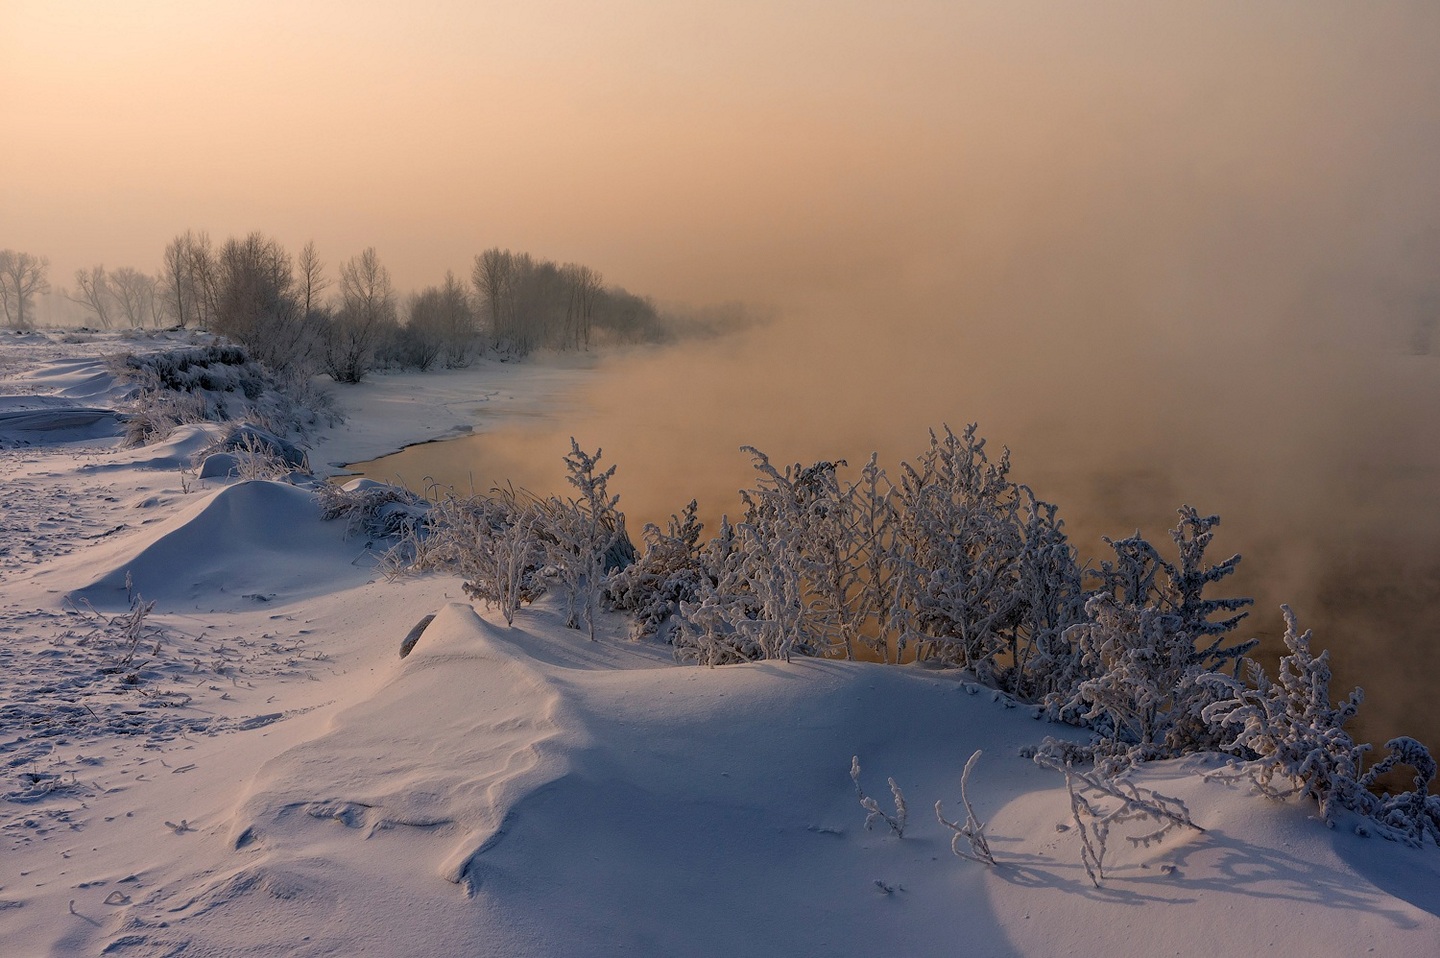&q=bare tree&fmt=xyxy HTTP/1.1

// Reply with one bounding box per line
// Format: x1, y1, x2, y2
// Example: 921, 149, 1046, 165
338, 247, 393, 322
562, 262, 603, 350
399, 290, 446, 371
210, 232, 311, 373
472, 247, 516, 348
148, 270, 169, 326
160, 236, 190, 327
110, 267, 157, 328
324, 247, 397, 382
438, 270, 477, 366
297, 240, 330, 318
189, 232, 219, 327
159, 230, 216, 329
403, 270, 477, 370
67, 265, 115, 329
510, 253, 553, 354
0, 250, 52, 330
472, 248, 621, 353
